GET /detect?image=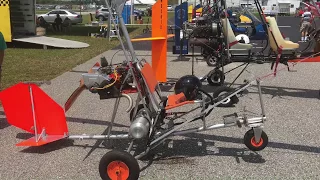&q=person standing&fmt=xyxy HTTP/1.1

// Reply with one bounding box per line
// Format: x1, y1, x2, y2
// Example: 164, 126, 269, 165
0, 31, 7, 90
300, 7, 313, 42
